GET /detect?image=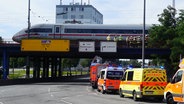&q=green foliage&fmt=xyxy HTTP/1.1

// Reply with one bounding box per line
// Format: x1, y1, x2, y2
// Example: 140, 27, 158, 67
120, 59, 141, 68
148, 6, 184, 71
79, 59, 91, 67
9, 57, 26, 68
61, 58, 80, 68
158, 6, 176, 28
